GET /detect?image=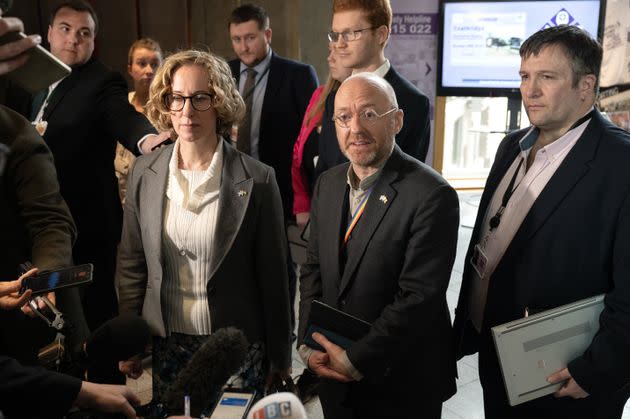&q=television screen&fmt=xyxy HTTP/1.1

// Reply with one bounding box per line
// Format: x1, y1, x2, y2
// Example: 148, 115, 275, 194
437, 0, 604, 96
